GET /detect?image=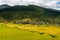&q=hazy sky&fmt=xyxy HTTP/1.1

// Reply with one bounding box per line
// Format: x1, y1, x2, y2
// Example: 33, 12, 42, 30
0, 0, 60, 10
